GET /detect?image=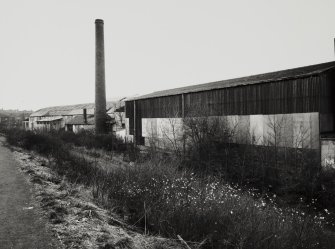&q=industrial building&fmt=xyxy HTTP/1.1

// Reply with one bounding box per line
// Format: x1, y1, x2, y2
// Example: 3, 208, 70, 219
125, 61, 335, 166
29, 102, 115, 133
